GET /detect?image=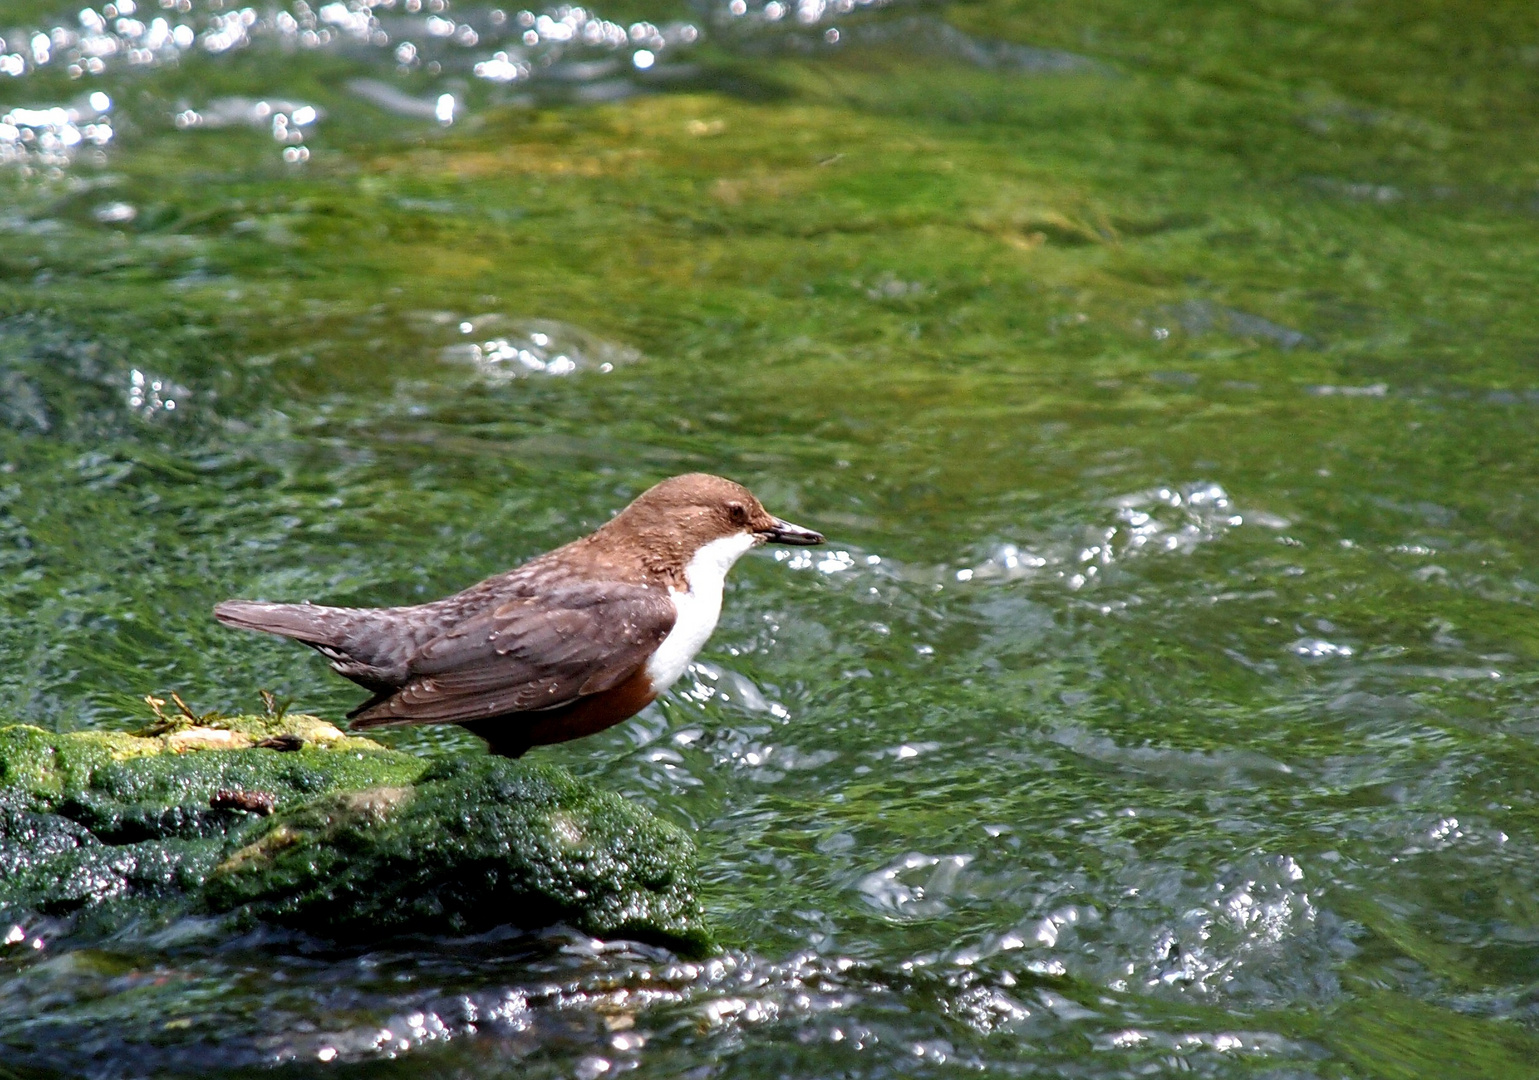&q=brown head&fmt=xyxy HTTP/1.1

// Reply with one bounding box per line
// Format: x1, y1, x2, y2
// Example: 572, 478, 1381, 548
583, 473, 823, 581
